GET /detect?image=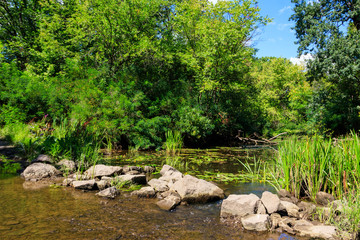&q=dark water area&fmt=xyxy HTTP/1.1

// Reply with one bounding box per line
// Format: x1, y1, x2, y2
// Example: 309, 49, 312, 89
0, 148, 306, 240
